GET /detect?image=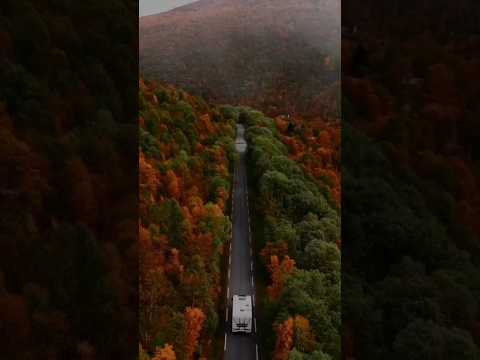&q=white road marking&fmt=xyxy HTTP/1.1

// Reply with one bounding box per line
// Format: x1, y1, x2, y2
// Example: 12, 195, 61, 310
224, 333, 227, 351
229, 131, 261, 356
